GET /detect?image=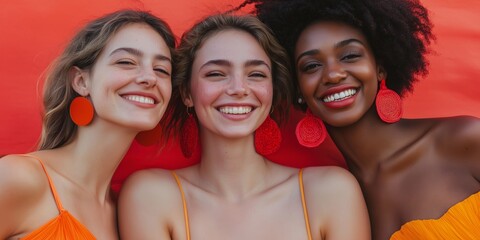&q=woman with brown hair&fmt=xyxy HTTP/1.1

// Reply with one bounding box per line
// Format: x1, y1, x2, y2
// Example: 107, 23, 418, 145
119, 14, 369, 240
0, 9, 175, 239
